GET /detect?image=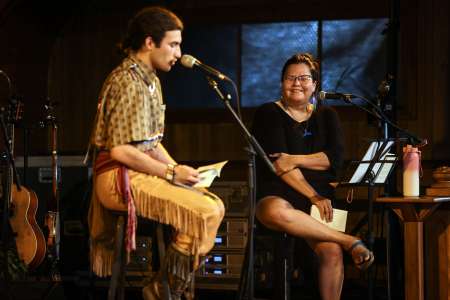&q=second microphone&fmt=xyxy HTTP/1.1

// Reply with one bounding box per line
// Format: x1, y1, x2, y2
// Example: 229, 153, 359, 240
180, 54, 231, 81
